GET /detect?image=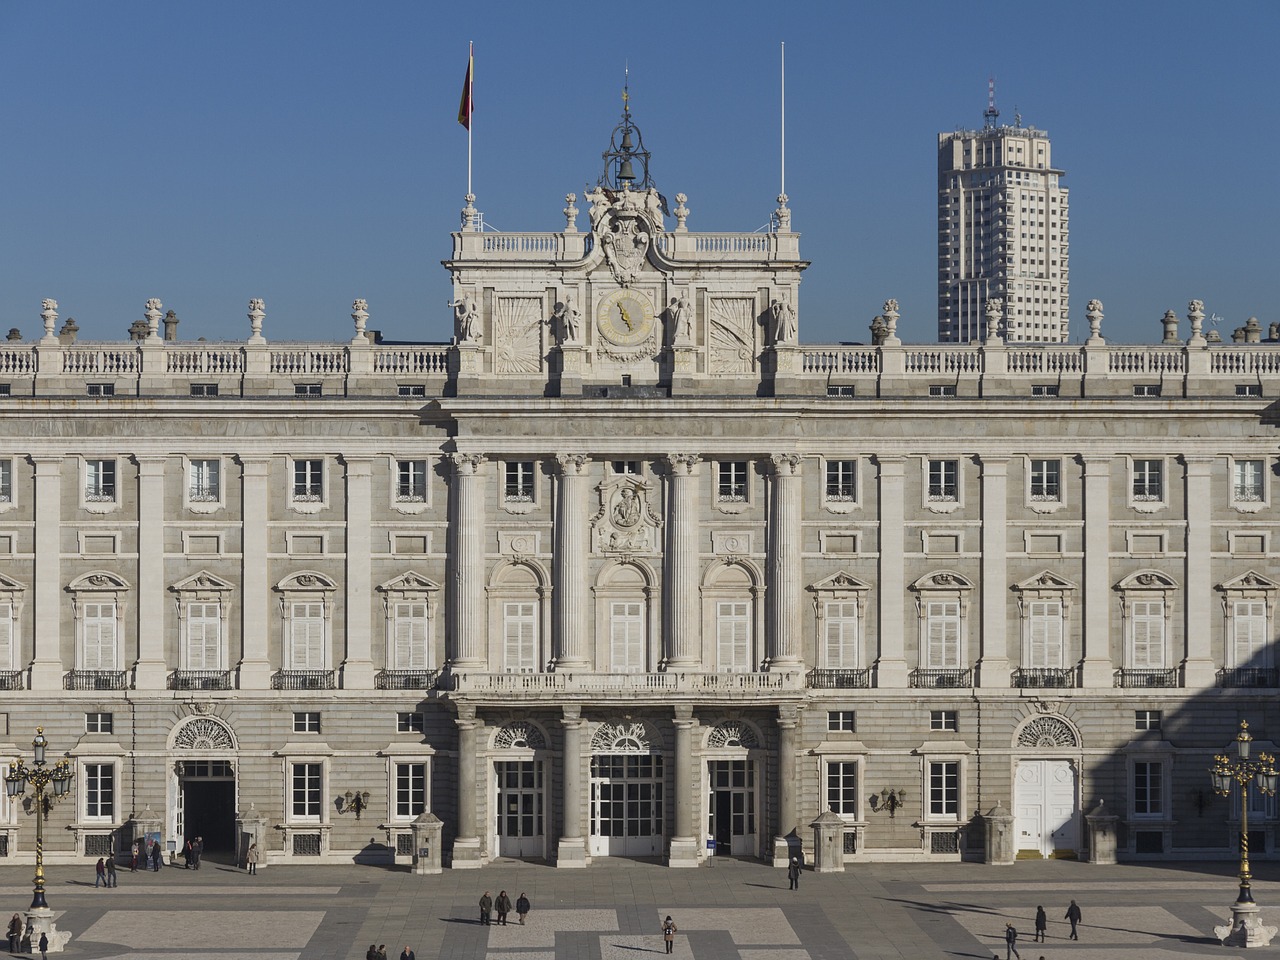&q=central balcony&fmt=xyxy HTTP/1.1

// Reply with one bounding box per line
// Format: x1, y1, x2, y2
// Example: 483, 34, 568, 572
450, 670, 804, 699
